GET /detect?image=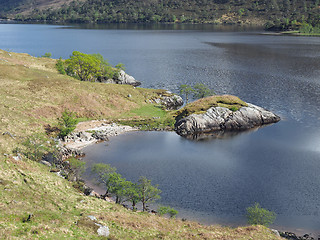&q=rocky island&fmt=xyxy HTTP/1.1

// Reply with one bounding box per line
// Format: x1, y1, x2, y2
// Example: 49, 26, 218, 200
174, 95, 280, 137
